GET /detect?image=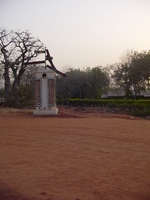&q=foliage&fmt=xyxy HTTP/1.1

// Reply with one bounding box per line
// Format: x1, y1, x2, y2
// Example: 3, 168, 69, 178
89, 67, 110, 98
57, 98, 150, 106
5, 84, 34, 108
56, 67, 90, 99
57, 49, 150, 100
1, 27, 150, 108
56, 66, 110, 99
133, 108, 150, 117
57, 98, 150, 117
112, 50, 150, 99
